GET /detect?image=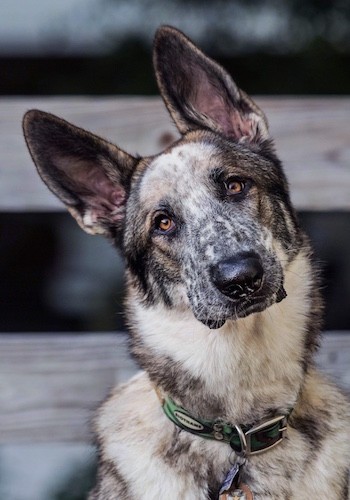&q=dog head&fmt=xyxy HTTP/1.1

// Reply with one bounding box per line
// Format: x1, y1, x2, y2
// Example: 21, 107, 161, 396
23, 26, 301, 330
